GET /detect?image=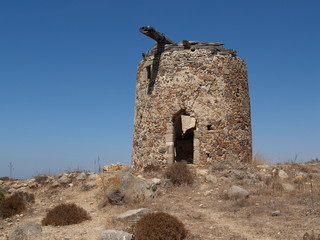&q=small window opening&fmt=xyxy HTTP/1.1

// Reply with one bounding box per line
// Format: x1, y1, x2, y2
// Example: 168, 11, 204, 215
146, 66, 152, 80
207, 125, 213, 130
